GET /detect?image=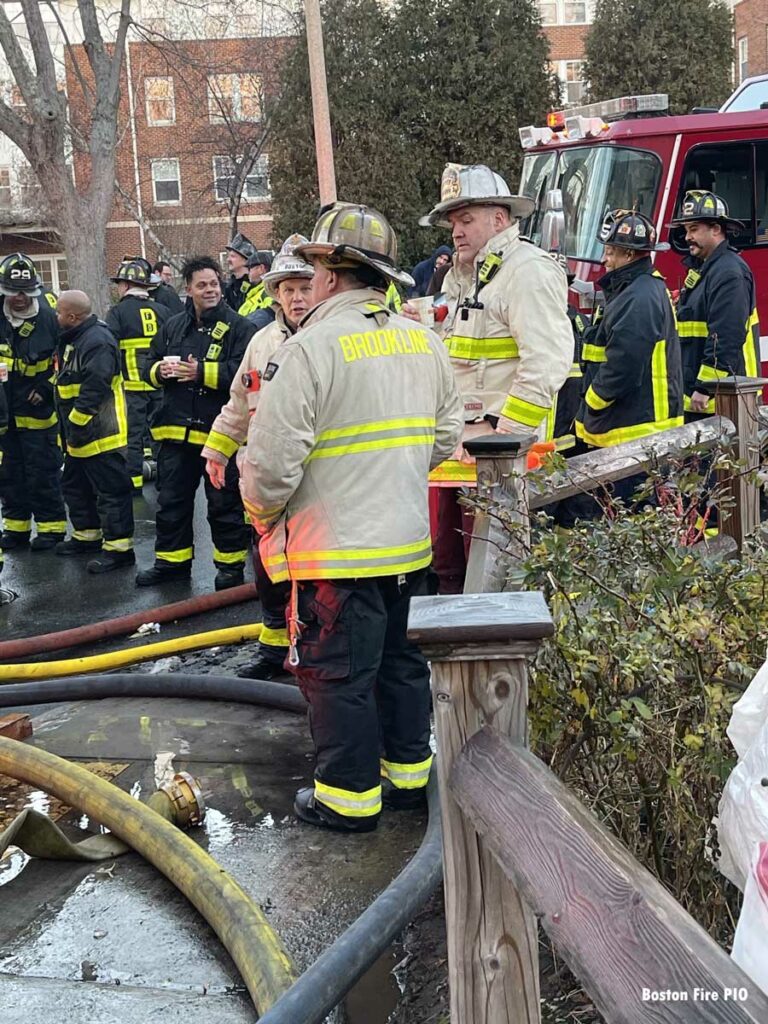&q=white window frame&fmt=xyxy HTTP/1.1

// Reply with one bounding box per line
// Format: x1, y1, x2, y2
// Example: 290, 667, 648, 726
31, 255, 68, 293
145, 76, 175, 127
553, 59, 585, 107
207, 73, 263, 124
0, 165, 10, 210
739, 37, 749, 84
150, 158, 181, 205
539, 0, 590, 26
213, 153, 270, 203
